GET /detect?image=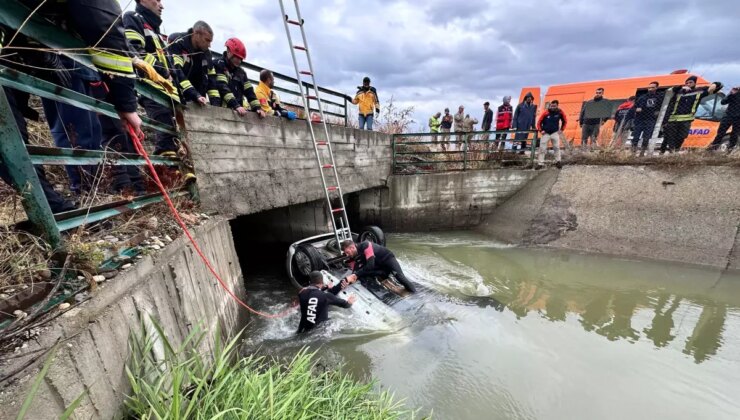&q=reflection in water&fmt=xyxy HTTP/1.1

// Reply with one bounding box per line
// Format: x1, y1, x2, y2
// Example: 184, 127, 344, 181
394, 232, 740, 365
